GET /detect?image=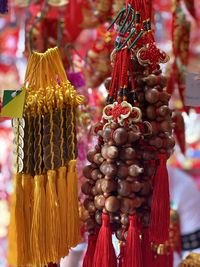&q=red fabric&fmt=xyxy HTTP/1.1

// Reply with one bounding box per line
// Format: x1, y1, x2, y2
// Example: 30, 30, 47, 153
152, 253, 173, 267
173, 112, 186, 154
93, 213, 117, 267
124, 215, 143, 267
141, 228, 153, 267
83, 233, 98, 267
149, 154, 170, 244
